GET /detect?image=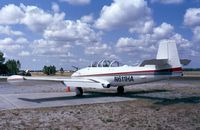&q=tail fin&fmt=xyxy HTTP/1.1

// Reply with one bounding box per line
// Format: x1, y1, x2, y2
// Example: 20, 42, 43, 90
156, 41, 181, 68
